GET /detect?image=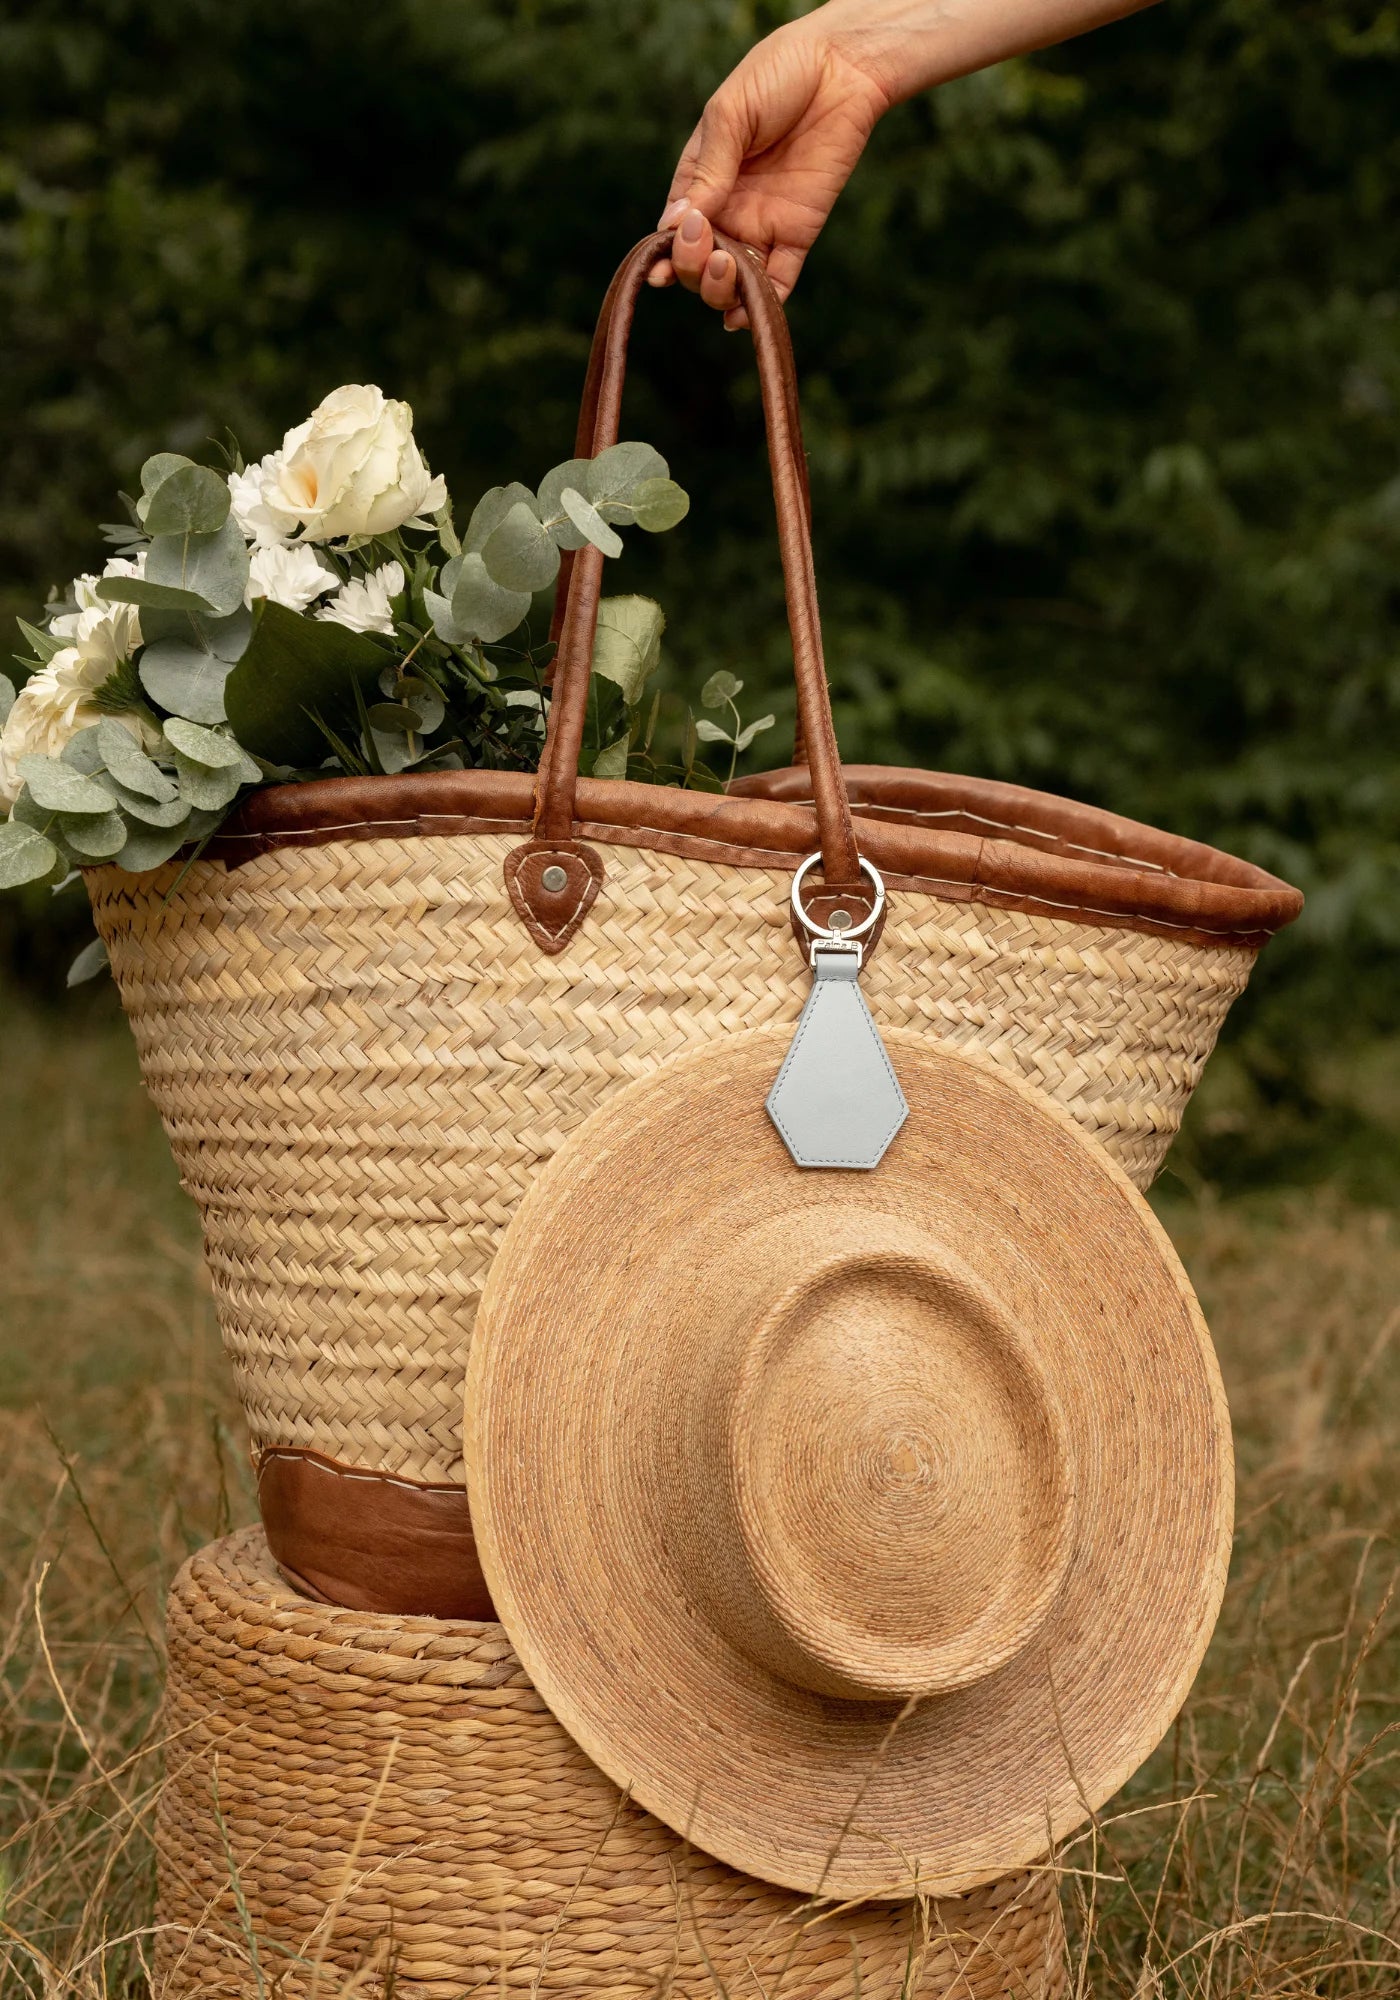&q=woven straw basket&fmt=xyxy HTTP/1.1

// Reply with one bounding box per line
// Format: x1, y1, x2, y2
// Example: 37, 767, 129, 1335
156, 1528, 1068, 1999
88, 230, 1301, 1622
